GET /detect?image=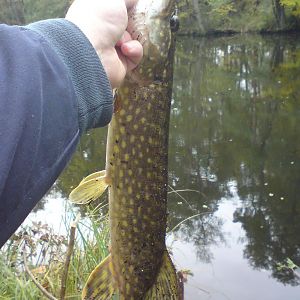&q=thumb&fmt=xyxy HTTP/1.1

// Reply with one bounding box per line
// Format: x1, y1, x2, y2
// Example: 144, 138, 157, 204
120, 40, 143, 71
